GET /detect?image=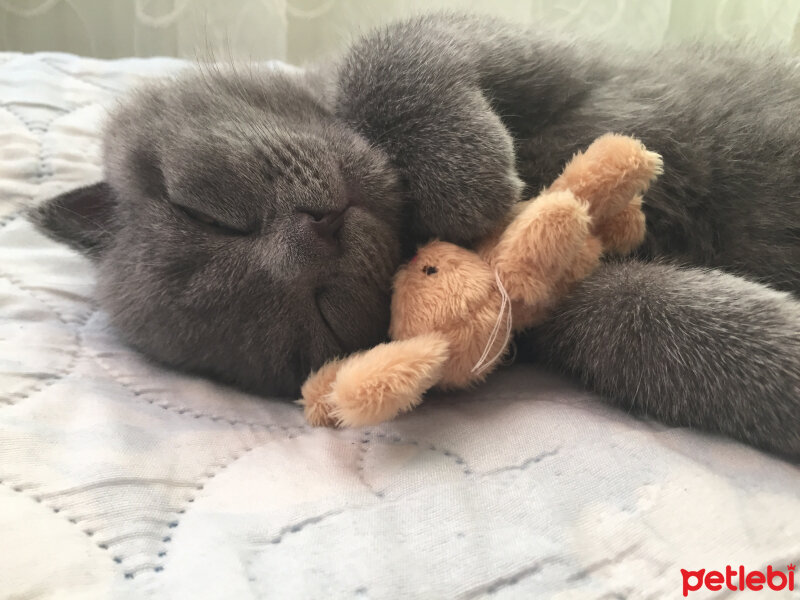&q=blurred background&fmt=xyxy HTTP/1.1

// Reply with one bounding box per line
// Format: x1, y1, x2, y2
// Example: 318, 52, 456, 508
0, 0, 798, 64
